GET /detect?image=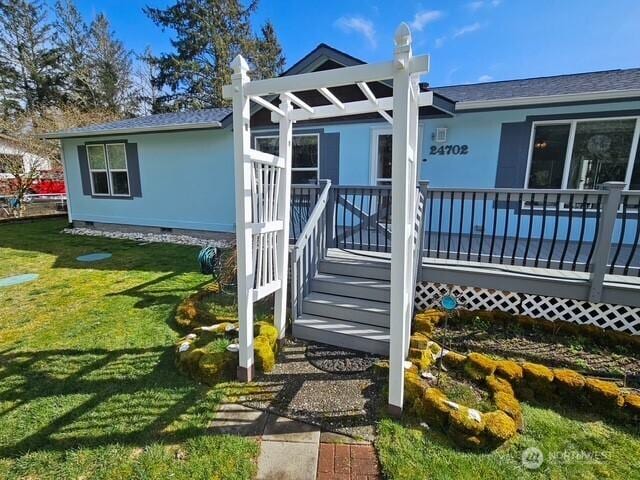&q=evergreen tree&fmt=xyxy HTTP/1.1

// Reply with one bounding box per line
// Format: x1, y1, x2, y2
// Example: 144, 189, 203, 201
53, 0, 93, 108
0, 0, 63, 116
88, 13, 137, 114
144, 0, 285, 112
